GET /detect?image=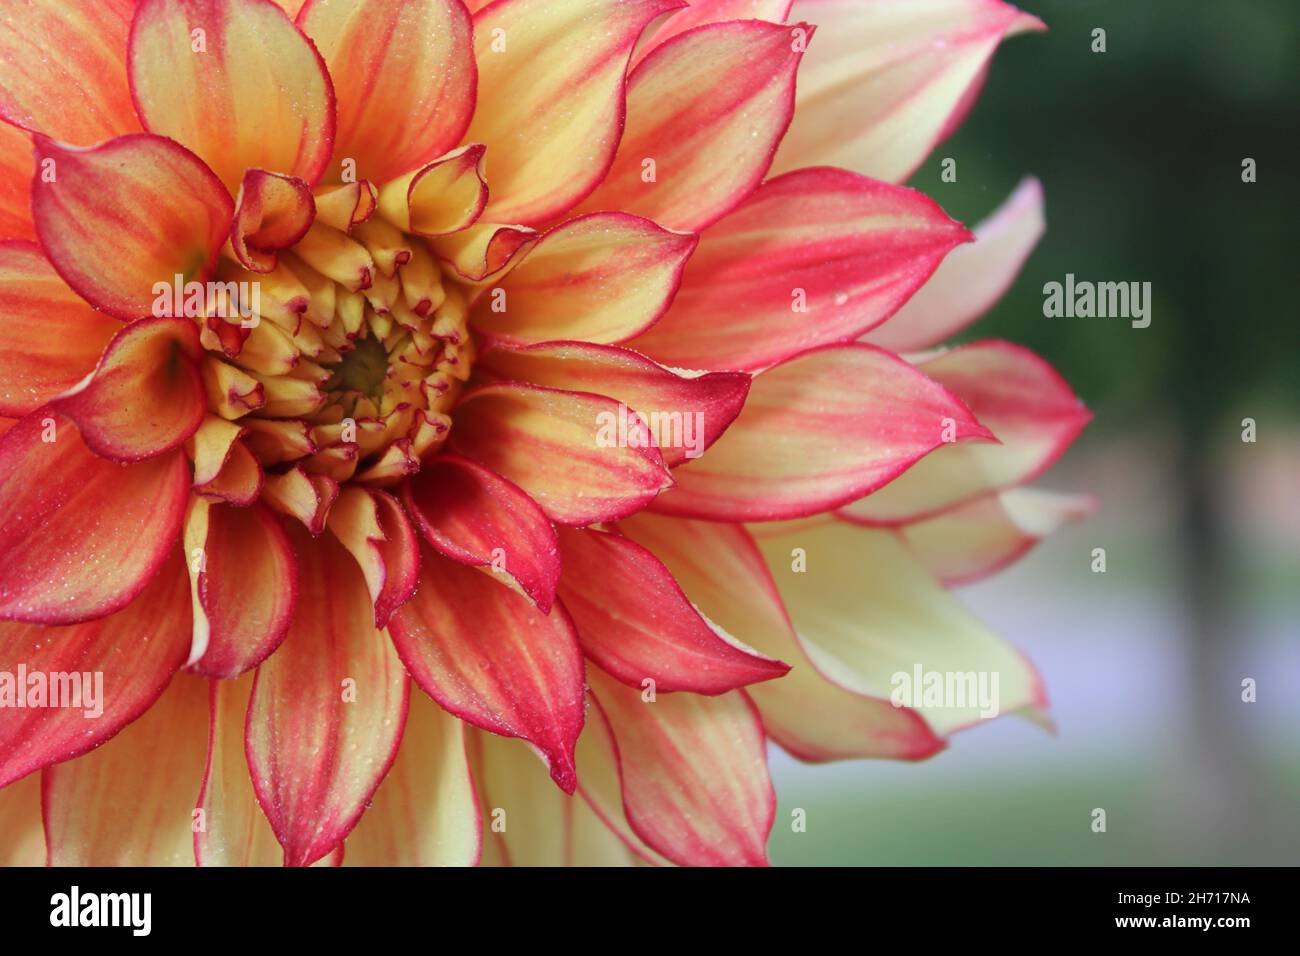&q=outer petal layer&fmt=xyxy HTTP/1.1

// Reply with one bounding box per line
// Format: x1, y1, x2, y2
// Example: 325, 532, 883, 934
388, 544, 586, 793
0, 413, 189, 624
651, 343, 992, 522
129, 0, 336, 190
773, 0, 1043, 182
630, 167, 972, 371
32, 134, 232, 320
635, 0, 794, 65
576, 20, 810, 232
